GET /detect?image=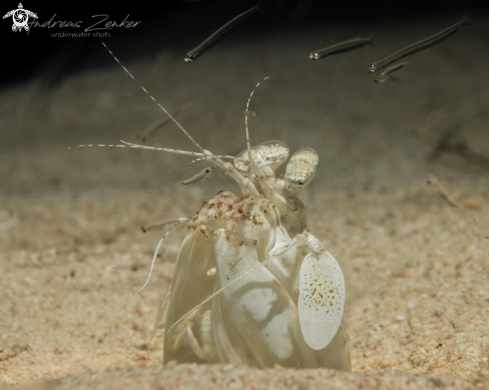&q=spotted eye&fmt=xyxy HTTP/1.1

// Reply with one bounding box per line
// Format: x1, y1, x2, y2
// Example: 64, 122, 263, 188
234, 140, 289, 175
284, 148, 319, 194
